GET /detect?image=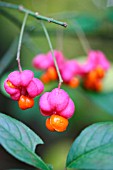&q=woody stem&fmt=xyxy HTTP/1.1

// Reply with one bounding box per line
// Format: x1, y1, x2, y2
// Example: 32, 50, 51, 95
0, 1, 67, 27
